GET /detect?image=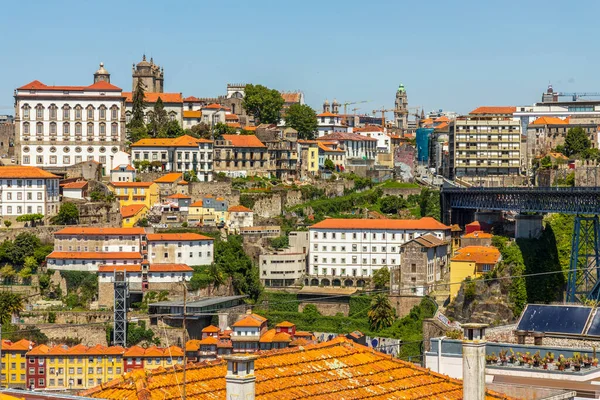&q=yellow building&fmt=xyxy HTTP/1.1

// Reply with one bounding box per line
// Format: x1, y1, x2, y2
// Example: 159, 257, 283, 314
188, 195, 228, 227
1, 339, 32, 388
449, 245, 501, 300
297, 140, 319, 176
120, 204, 148, 228
109, 181, 159, 209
